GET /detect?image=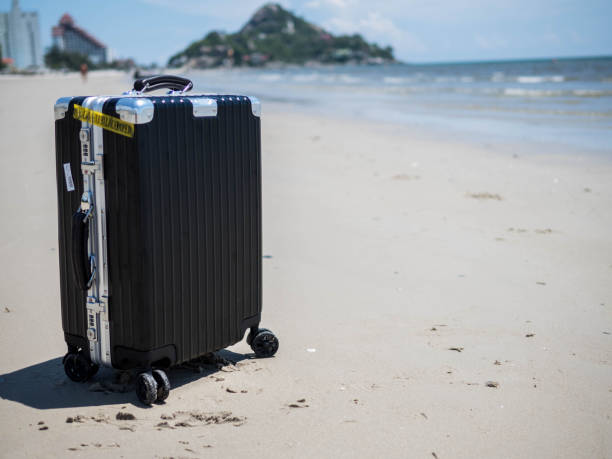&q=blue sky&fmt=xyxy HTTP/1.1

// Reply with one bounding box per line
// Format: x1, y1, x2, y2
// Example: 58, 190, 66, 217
11, 0, 612, 65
